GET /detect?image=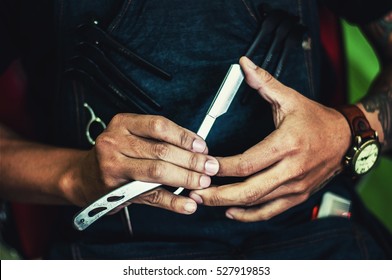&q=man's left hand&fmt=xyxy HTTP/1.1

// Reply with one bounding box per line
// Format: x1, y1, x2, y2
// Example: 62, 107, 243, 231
190, 56, 352, 222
